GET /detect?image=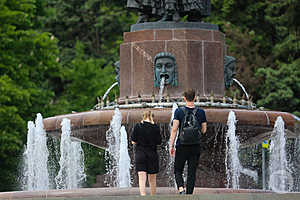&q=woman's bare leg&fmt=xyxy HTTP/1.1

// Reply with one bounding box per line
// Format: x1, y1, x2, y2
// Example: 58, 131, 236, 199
148, 174, 157, 195
138, 171, 147, 196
